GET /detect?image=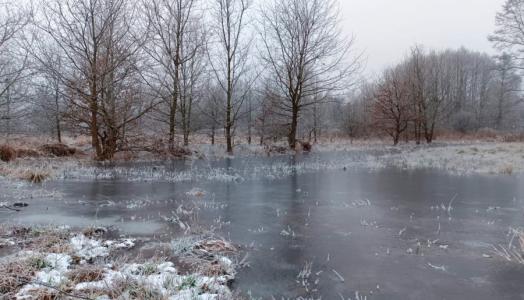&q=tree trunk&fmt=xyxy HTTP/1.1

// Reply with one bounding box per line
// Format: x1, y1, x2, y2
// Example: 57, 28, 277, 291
54, 84, 62, 143
393, 134, 399, 145
168, 92, 177, 150
225, 73, 233, 153
225, 124, 233, 153
288, 105, 299, 149
55, 115, 62, 144
89, 94, 102, 159
90, 112, 101, 159
425, 122, 435, 143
